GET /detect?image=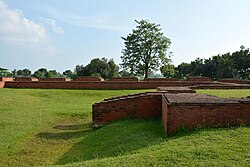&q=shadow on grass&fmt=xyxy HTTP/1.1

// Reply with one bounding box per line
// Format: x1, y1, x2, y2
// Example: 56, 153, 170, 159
54, 119, 249, 165
53, 123, 92, 130
55, 119, 165, 165
36, 123, 92, 140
